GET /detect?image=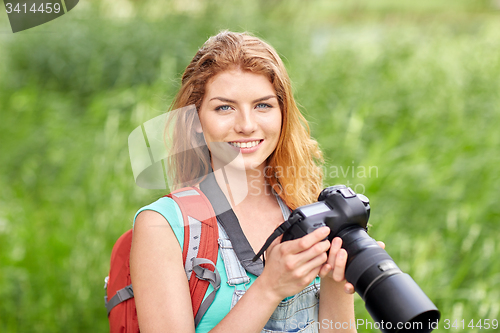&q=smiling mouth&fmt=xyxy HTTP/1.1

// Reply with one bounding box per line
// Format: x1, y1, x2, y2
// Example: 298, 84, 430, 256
228, 140, 263, 148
